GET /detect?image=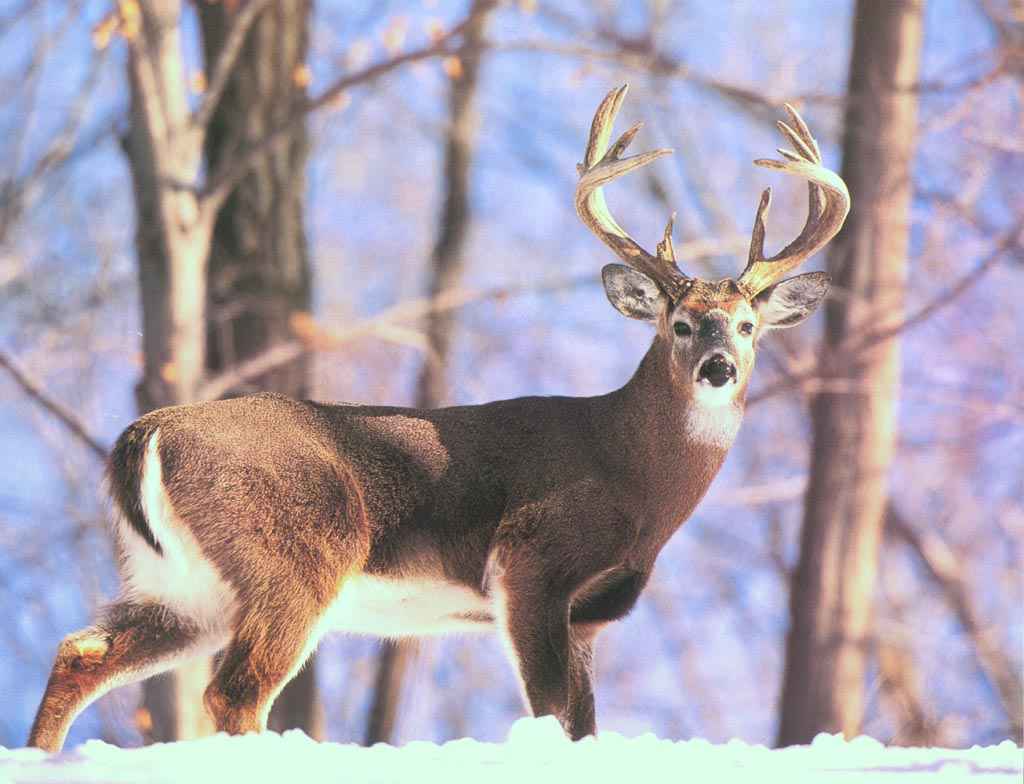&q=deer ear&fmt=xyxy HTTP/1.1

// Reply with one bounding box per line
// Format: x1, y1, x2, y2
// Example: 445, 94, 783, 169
602, 264, 665, 322
753, 271, 830, 330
